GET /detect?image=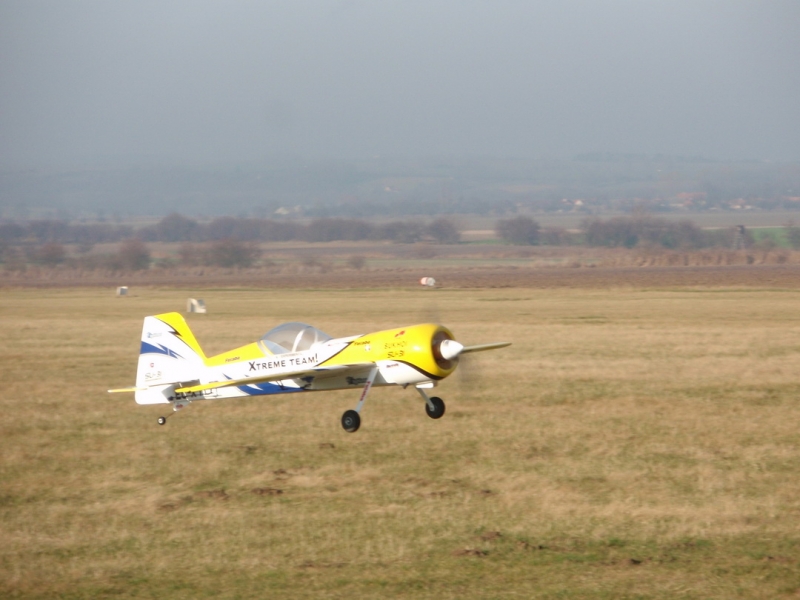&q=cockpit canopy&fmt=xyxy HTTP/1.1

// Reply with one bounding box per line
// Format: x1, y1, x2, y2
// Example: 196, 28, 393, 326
260, 322, 332, 354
